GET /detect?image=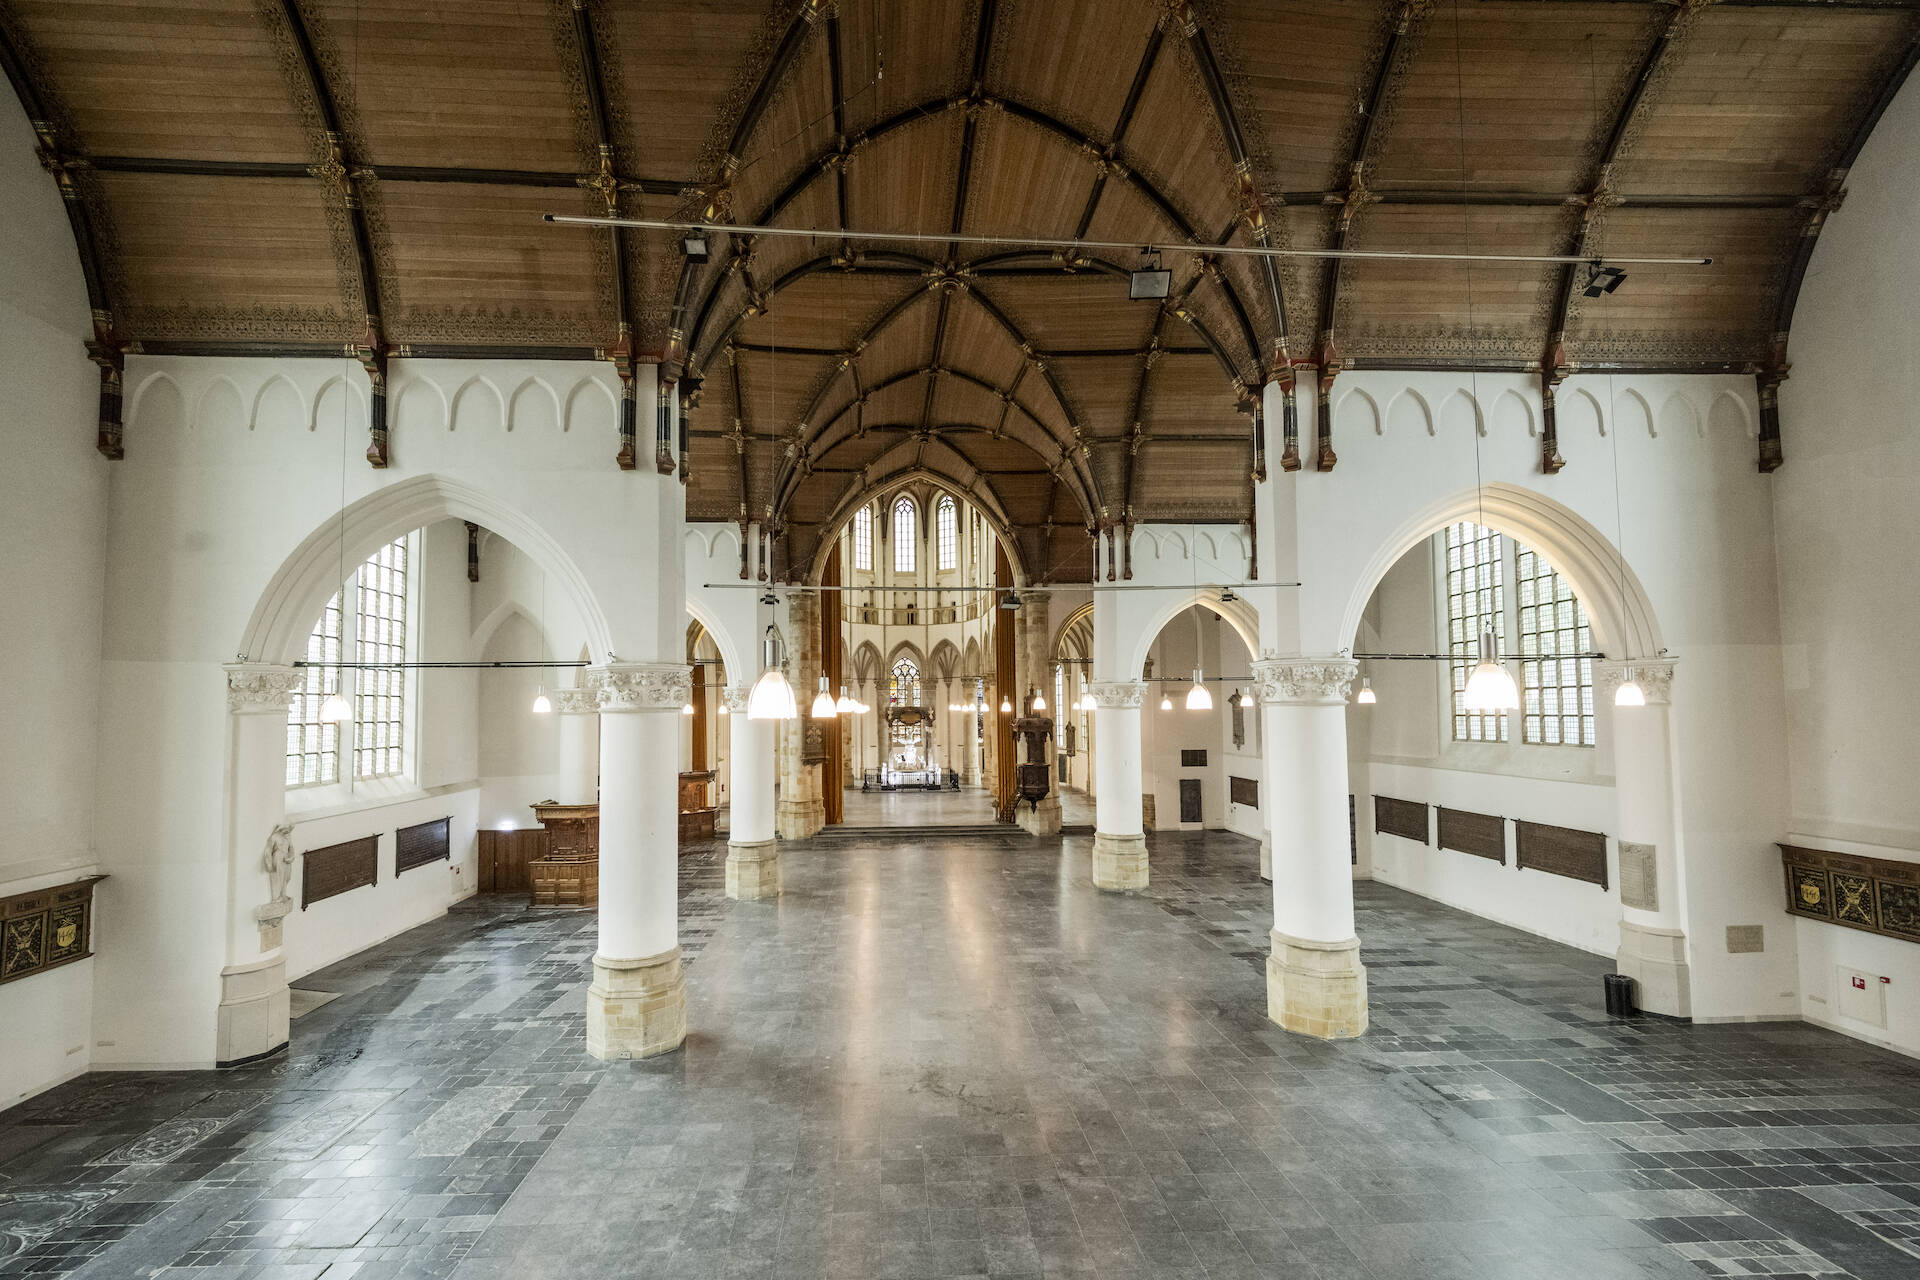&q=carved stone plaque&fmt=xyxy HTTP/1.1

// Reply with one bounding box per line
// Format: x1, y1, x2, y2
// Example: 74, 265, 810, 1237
1618, 841, 1658, 911
1179, 778, 1202, 823
1725, 925, 1765, 954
